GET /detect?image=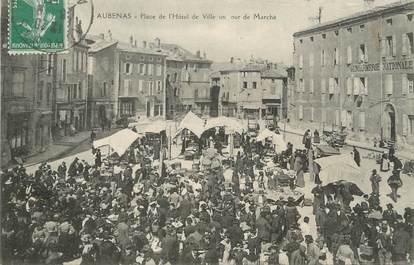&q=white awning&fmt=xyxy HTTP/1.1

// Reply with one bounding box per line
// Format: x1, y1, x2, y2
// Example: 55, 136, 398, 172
93, 129, 142, 155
